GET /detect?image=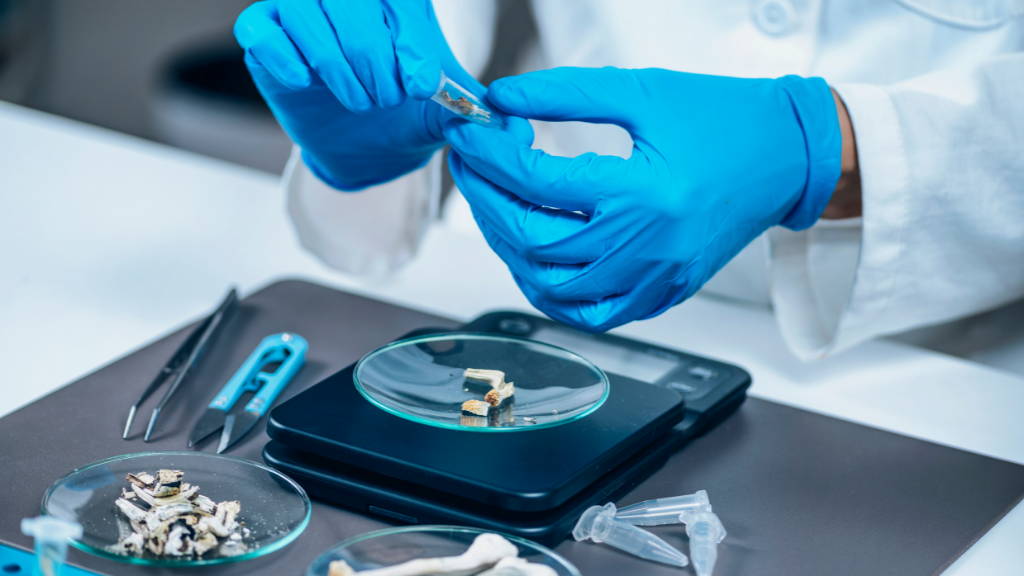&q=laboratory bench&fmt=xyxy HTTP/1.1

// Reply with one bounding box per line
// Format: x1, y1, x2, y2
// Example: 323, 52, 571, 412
1, 100, 1022, 575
